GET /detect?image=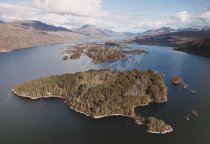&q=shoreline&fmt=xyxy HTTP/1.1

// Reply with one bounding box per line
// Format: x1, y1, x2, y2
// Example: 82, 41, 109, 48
12, 88, 168, 126
147, 128, 173, 134
12, 70, 172, 134
0, 42, 63, 53
12, 88, 143, 119
13, 90, 173, 134
0, 36, 86, 53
